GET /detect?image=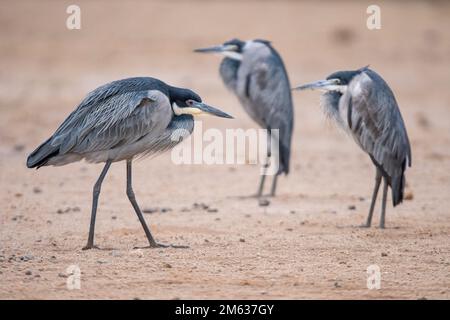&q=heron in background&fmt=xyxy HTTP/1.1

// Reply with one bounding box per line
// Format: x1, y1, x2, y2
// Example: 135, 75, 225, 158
27, 77, 233, 249
195, 39, 294, 198
293, 67, 411, 228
